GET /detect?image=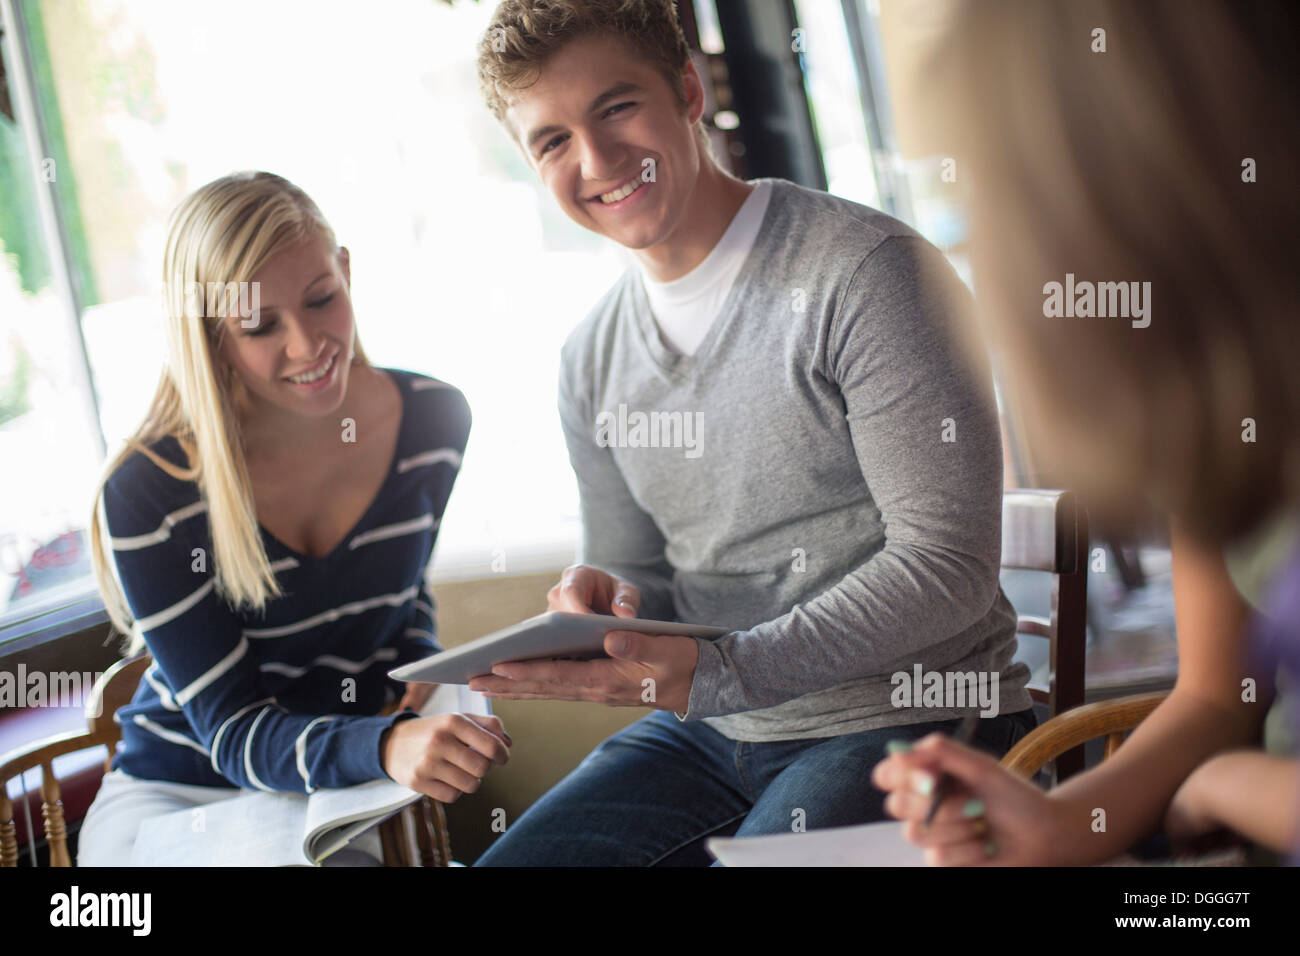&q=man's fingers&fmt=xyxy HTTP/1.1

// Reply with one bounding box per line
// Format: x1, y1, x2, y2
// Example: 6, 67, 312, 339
487, 657, 606, 686
604, 629, 645, 658
548, 565, 639, 617
611, 581, 640, 617
554, 567, 596, 613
